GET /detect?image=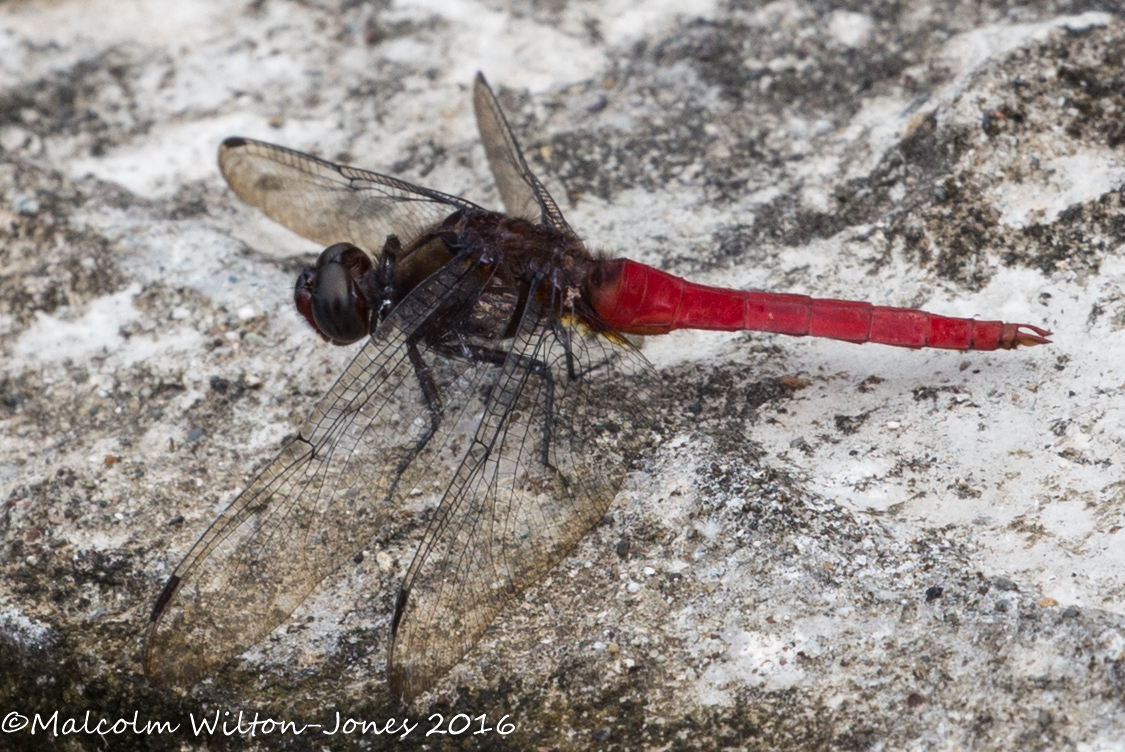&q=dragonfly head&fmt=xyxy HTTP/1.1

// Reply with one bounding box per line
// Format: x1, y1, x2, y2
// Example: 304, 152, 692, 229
295, 243, 378, 345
